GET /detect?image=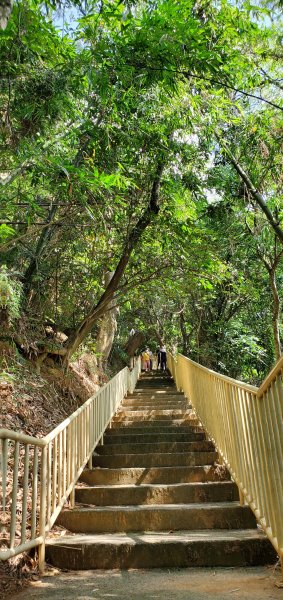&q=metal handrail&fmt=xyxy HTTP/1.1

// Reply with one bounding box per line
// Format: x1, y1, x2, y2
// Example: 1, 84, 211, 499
168, 352, 283, 570
257, 355, 283, 398
0, 358, 141, 569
